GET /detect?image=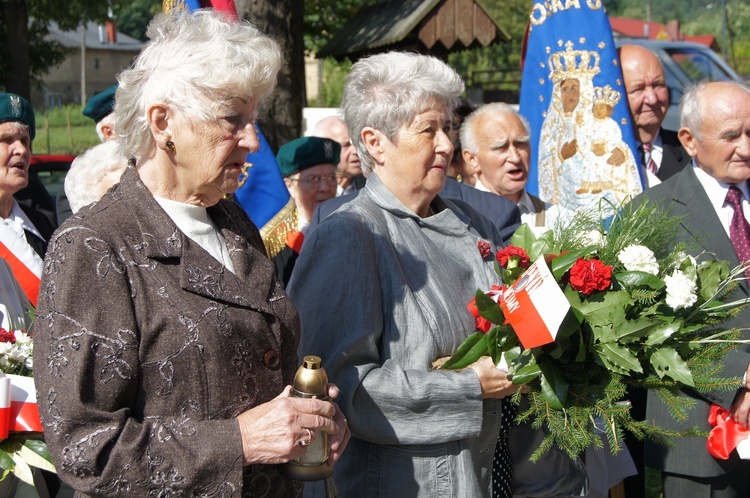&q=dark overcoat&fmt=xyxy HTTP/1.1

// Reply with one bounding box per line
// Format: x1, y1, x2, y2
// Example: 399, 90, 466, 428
34, 167, 301, 497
